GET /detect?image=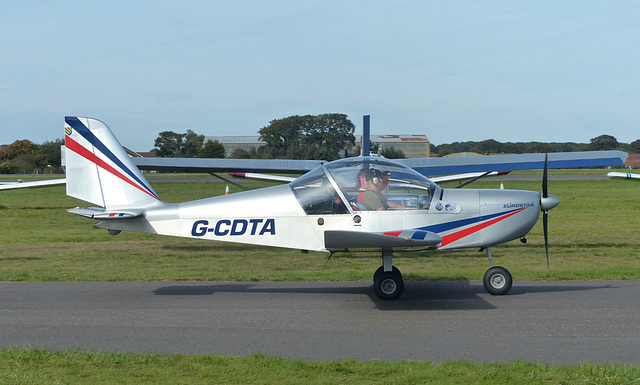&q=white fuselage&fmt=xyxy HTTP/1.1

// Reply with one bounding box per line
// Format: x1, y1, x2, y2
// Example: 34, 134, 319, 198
95, 184, 541, 252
